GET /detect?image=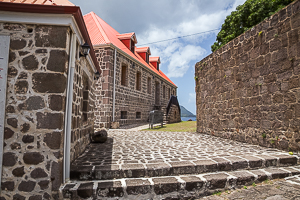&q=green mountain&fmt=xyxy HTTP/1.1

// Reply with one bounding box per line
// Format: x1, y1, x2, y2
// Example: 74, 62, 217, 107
180, 106, 196, 117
